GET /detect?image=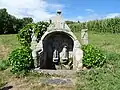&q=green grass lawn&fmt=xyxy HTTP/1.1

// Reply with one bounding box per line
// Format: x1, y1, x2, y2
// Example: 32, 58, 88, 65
74, 31, 120, 54
1, 32, 120, 60
0, 34, 20, 60
74, 31, 120, 90
0, 32, 120, 90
